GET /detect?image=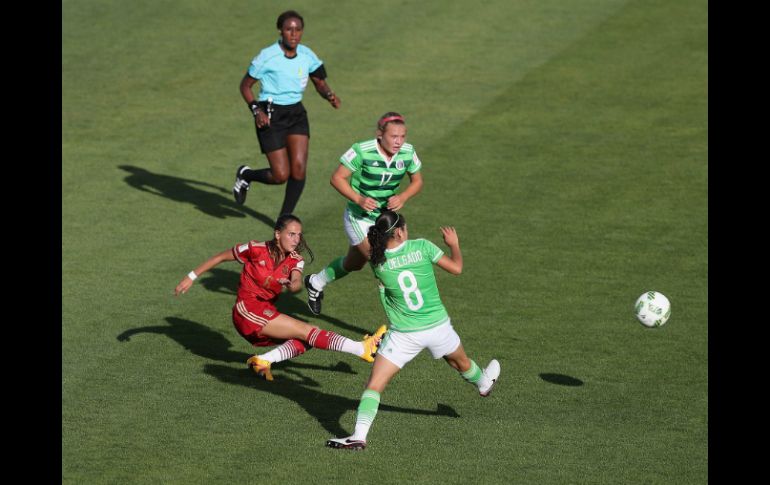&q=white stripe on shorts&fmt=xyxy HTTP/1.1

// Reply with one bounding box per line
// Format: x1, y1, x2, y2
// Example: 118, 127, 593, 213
343, 208, 375, 246
236, 301, 269, 326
